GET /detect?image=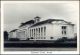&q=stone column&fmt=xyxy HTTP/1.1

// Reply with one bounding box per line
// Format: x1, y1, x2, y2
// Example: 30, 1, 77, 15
43, 27, 44, 39
33, 29, 34, 39
30, 29, 32, 37
35, 28, 37, 40
40, 27, 41, 39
